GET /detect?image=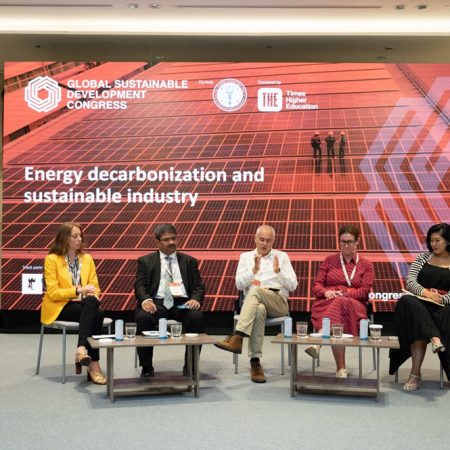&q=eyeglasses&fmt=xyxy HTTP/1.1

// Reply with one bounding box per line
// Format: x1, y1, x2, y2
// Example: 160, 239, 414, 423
340, 240, 356, 246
